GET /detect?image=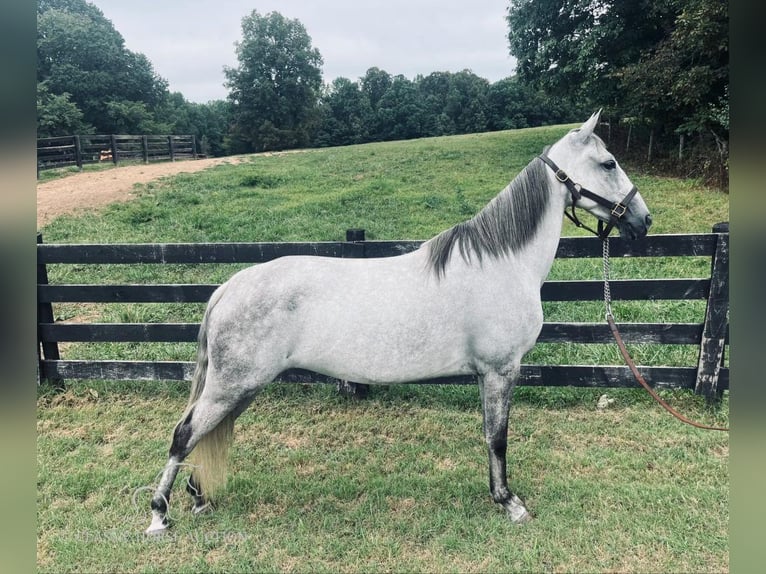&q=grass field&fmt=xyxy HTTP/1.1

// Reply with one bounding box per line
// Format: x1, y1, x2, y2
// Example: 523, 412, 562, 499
38, 126, 729, 573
